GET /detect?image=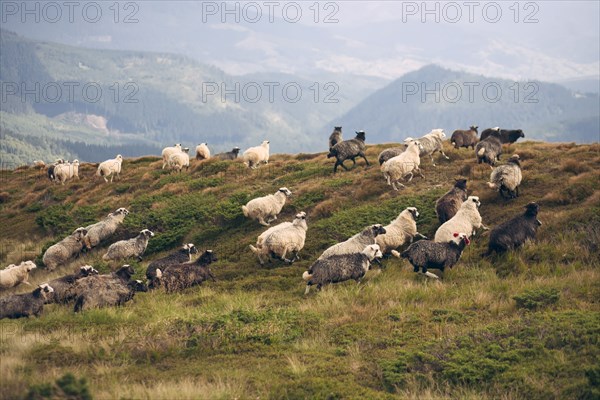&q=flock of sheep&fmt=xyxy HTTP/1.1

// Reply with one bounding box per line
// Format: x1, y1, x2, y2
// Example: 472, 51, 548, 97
1, 124, 542, 318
